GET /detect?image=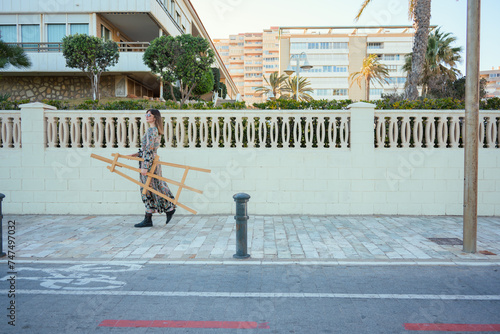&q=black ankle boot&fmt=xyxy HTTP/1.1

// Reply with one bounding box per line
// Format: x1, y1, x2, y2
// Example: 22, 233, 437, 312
166, 209, 176, 224
135, 213, 153, 228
